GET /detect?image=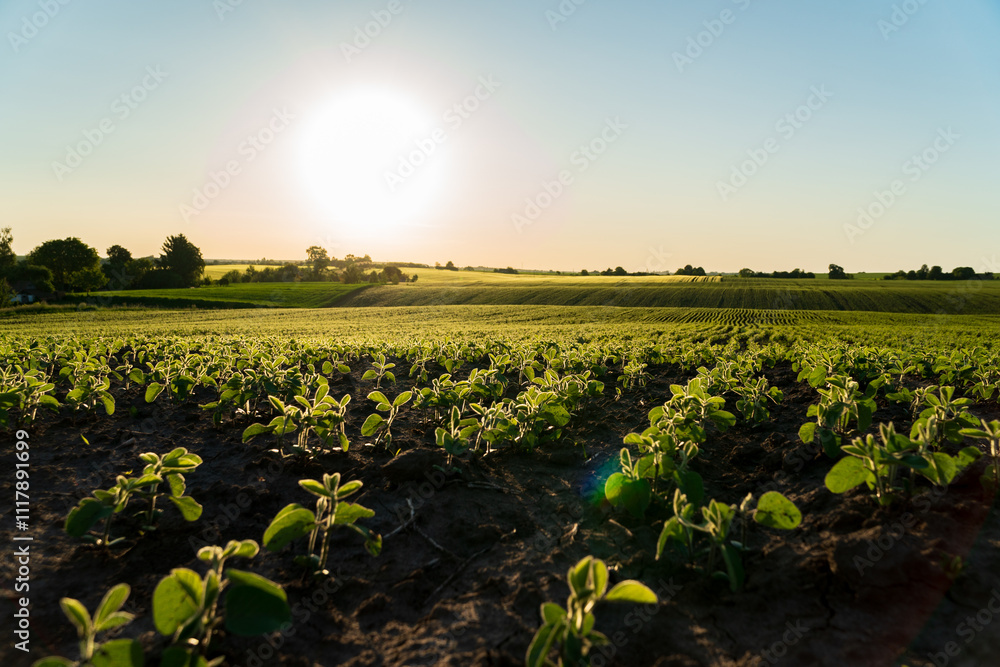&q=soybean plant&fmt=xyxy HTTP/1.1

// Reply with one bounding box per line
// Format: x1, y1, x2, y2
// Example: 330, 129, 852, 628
526, 556, 658, 667
263, 472, 381, 577
32, 584, 141, 667
153, 540, 290, 666
361, 390, 411, 446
